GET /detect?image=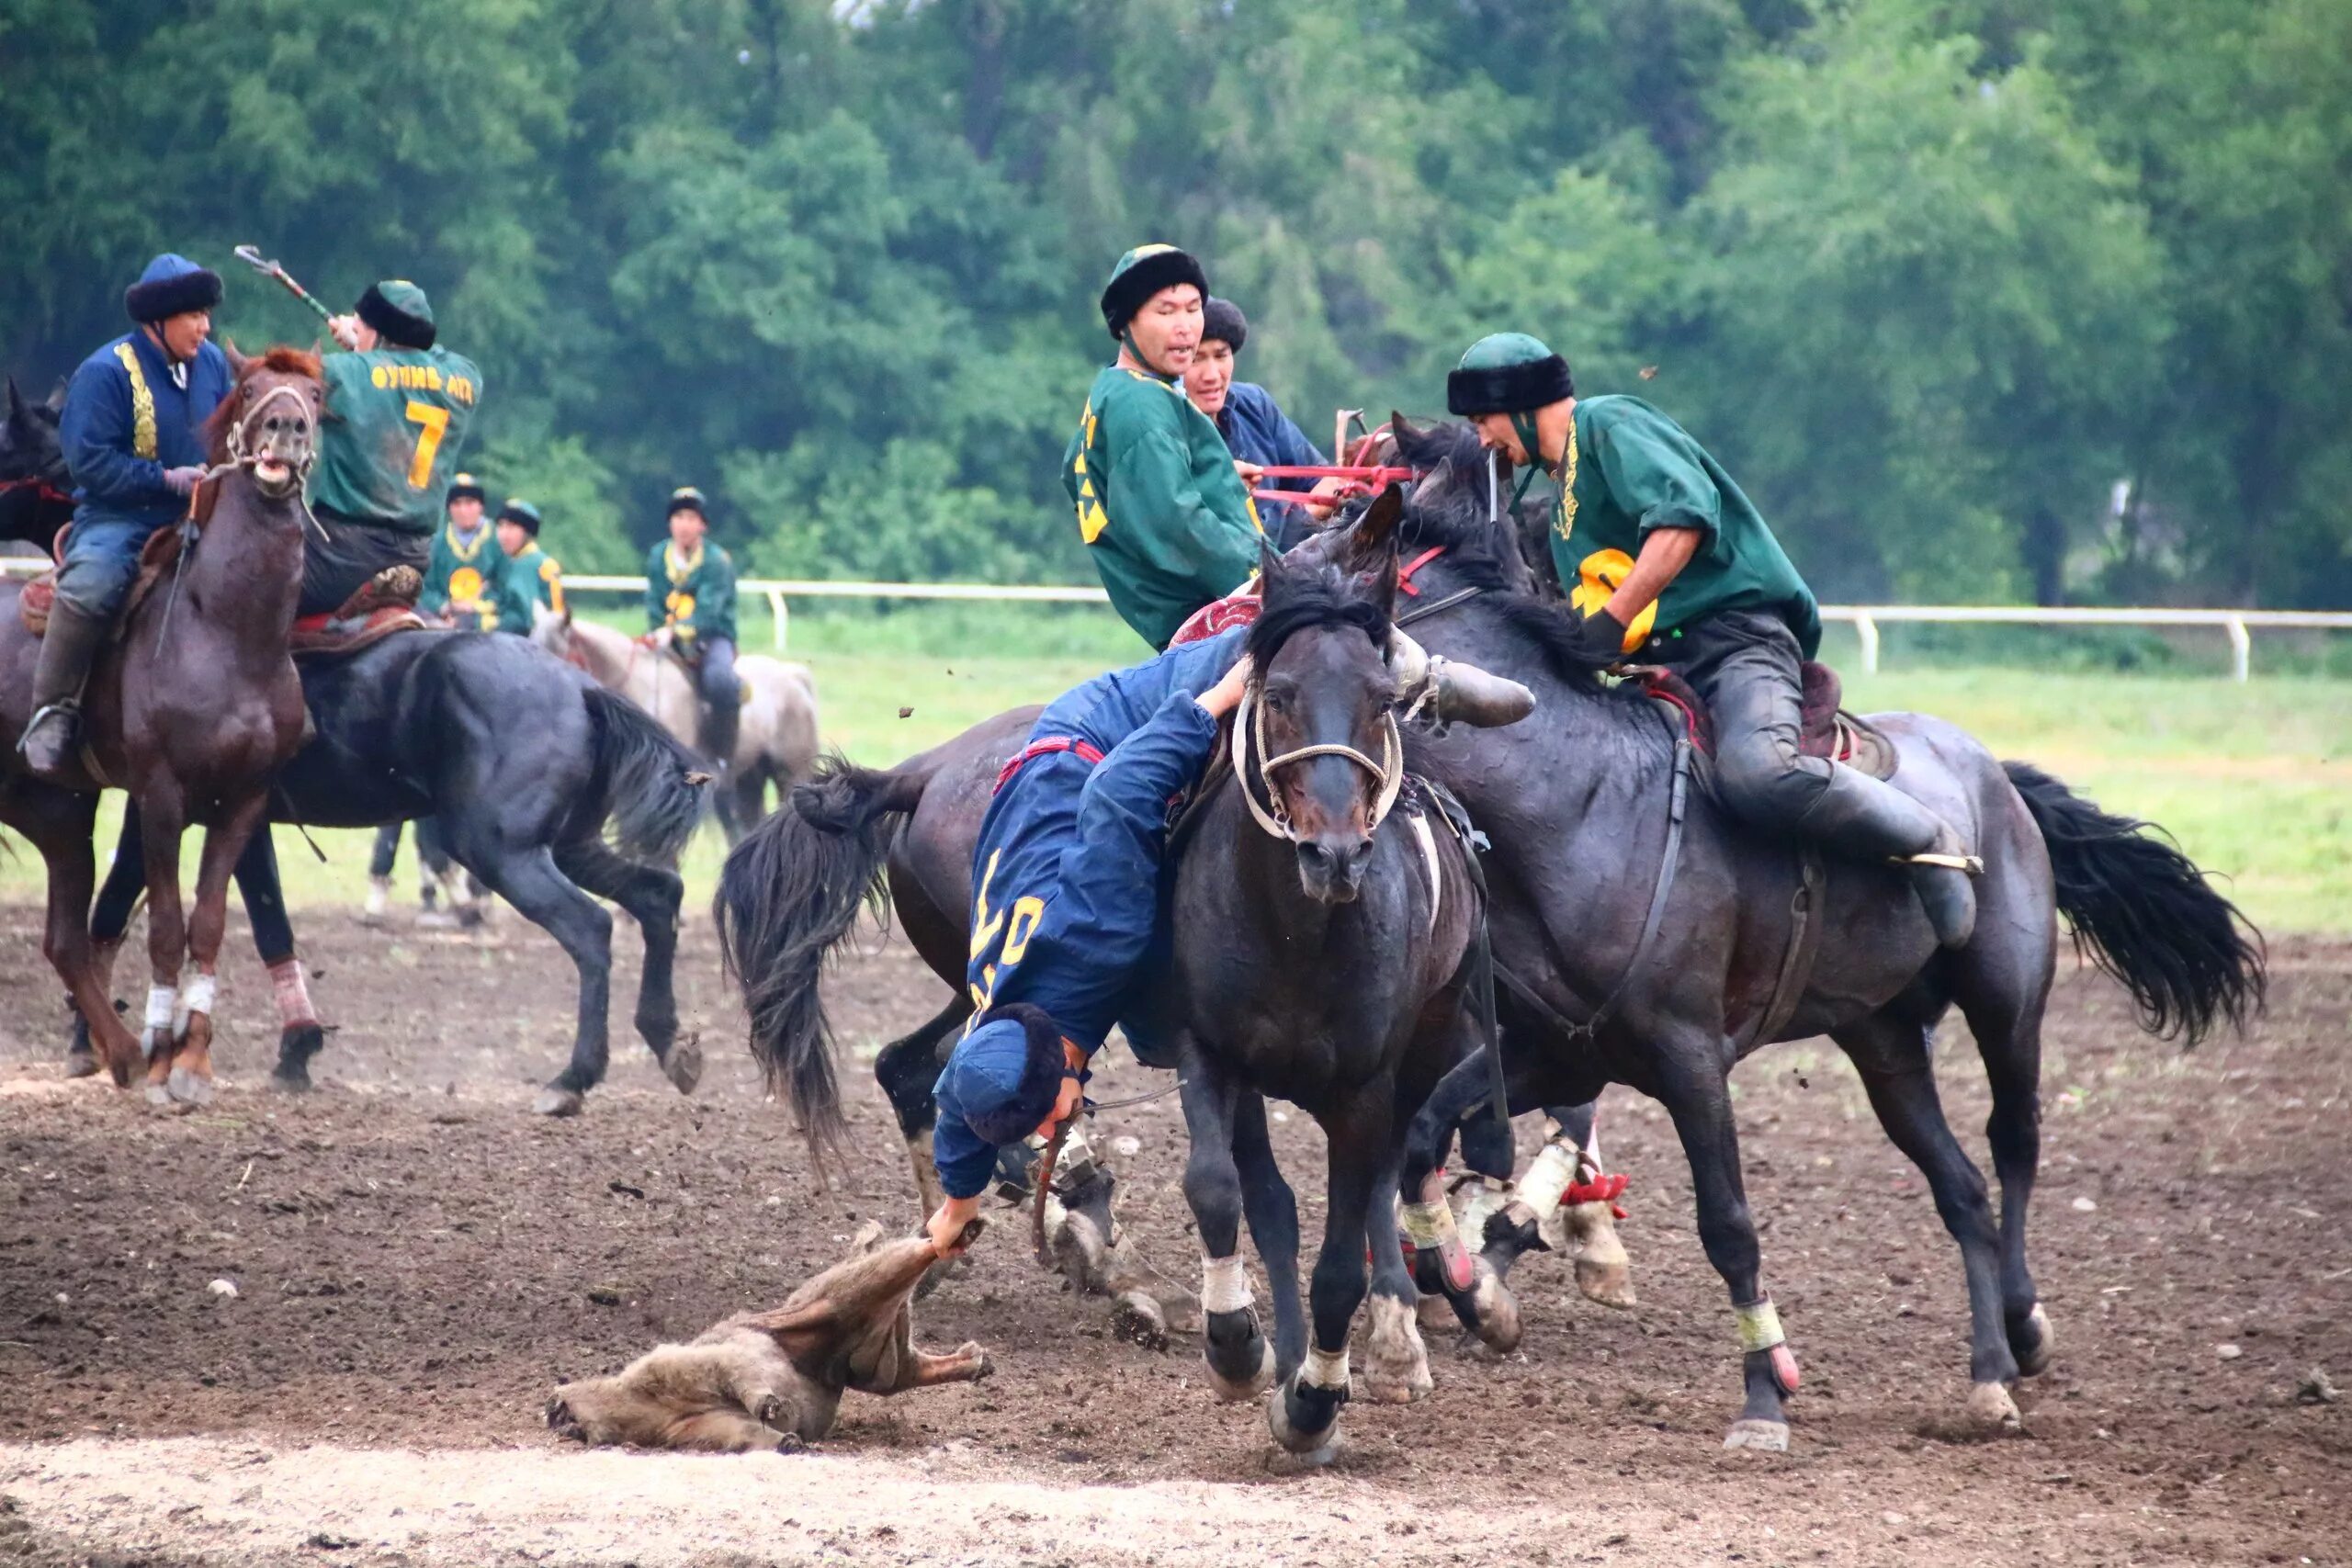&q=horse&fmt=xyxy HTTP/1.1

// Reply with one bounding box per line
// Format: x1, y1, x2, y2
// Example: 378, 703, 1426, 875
531, 608, 819, 841
1151, 516, 1501, 1458
1300, 421, 2264, 1449
0, 346, 322, 1104
0, 377, 74, 558
73, 631, 711, 1116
